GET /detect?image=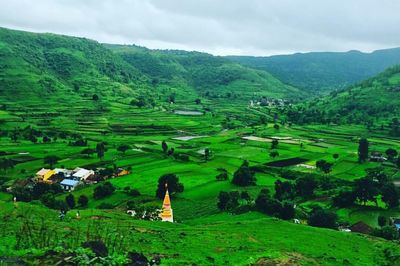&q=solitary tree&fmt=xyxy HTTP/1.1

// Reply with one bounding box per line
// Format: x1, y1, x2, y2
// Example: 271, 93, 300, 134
381, 183, 399, 208
44, 155, 60, 169
271, 139, 279, 149
378, 215, 387, 227
96, 142, 105, 159
156, 173, 184, 199
316, 160, 333, 174
81, 148, 95, 157
78, 195, 89, 207
358, 138, 369, 162
269, 150, 279, 159
161, 141, 168, 154
232, 161, 256, 187
333, 153, 339, 160
65, 194, 75, 209
204, 148, 210, 161
385, 148, 398, 161
117, 144, 131, 154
